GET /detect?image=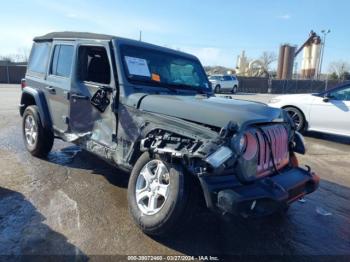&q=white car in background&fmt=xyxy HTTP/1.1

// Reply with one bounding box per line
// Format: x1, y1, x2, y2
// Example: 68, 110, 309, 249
208, 75, 239, 93
268, 83, 350, 137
